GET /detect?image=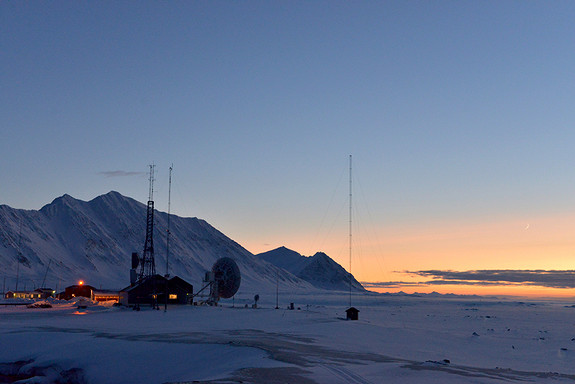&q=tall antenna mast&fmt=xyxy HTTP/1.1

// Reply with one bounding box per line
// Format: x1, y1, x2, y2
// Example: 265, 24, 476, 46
15, 219, 23, 292
165, 164, 173, 312
166, 164, 172, 278
349, 154, 352, 308
138, 164, 156, 283
148, 164, 155, 202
